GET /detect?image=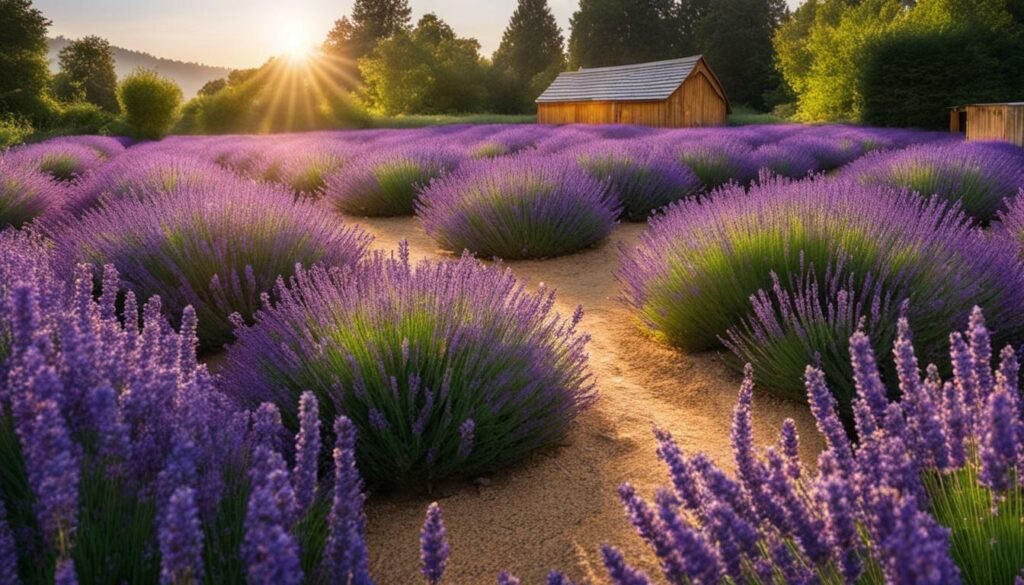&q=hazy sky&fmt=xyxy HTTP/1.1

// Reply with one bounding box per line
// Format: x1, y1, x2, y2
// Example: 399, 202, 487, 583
37, 0, 803, 69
